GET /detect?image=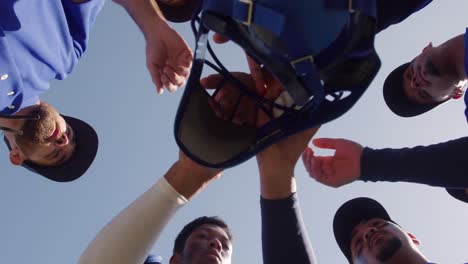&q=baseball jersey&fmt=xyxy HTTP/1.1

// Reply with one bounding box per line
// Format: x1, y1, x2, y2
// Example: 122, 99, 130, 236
0, 0, 104, 115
